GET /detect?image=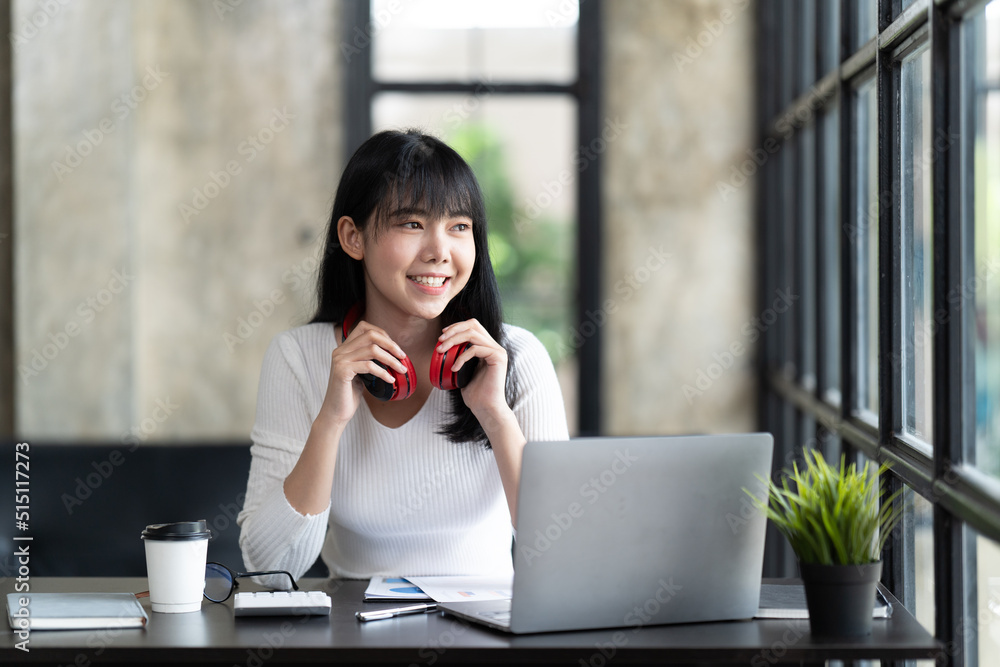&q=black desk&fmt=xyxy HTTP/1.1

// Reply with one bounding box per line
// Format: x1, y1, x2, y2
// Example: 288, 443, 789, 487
2, 577, 942, 666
